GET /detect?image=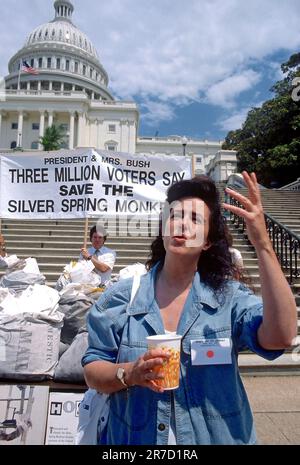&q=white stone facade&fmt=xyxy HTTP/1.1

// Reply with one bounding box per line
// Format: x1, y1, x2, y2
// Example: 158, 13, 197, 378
0, 0, 236, 180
